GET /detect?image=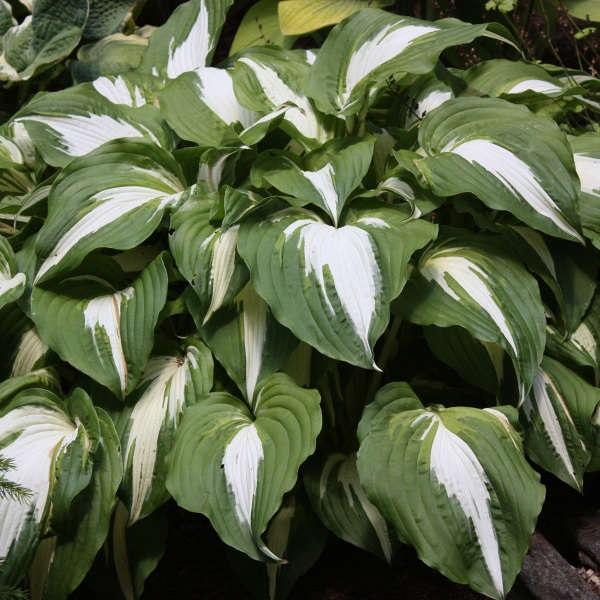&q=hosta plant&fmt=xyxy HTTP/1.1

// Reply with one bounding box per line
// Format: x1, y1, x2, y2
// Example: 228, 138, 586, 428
0, 1, 599, 599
